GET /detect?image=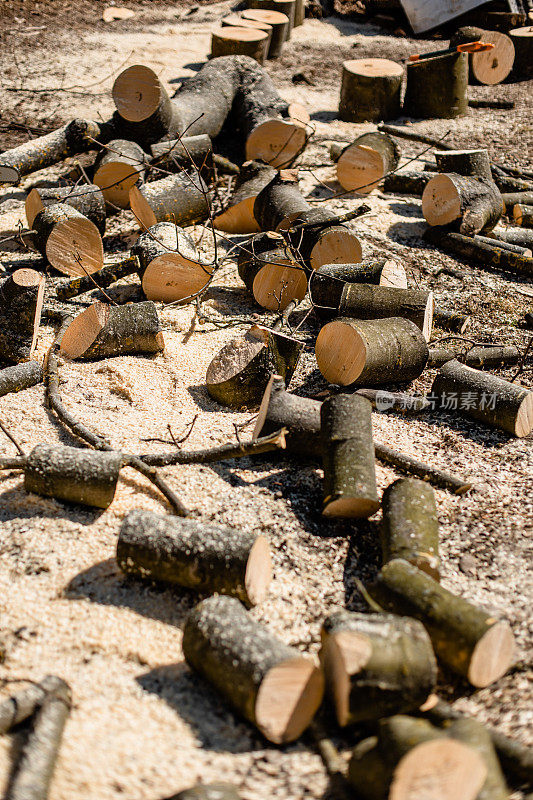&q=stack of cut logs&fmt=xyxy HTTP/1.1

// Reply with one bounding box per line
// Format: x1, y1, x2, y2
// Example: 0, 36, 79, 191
0, 15, 532, 798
